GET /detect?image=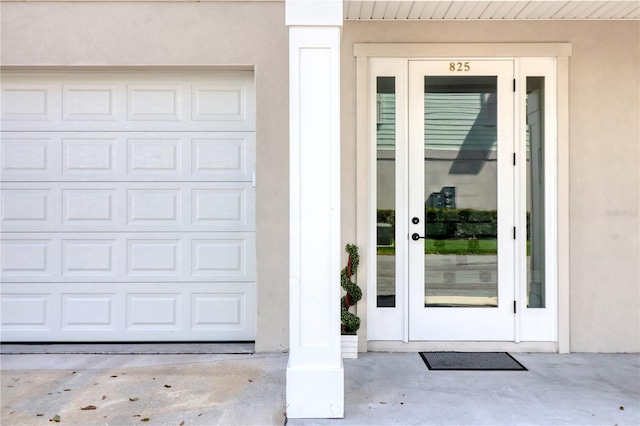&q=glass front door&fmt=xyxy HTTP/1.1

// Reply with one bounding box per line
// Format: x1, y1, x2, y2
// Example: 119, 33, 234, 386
369, 57, 556, 344
407, 61, 515, 340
